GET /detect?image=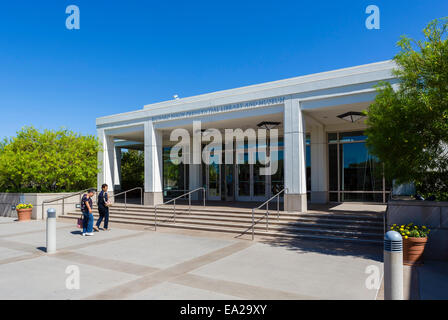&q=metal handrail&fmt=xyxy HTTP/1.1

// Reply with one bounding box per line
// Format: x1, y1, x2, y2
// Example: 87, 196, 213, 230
41, 187, 143, 219
154, 187, 206, 231
111, 187, 143, 211
41, 188, 96, 219
383, 192, 392, 235
250, 188, 288, 240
